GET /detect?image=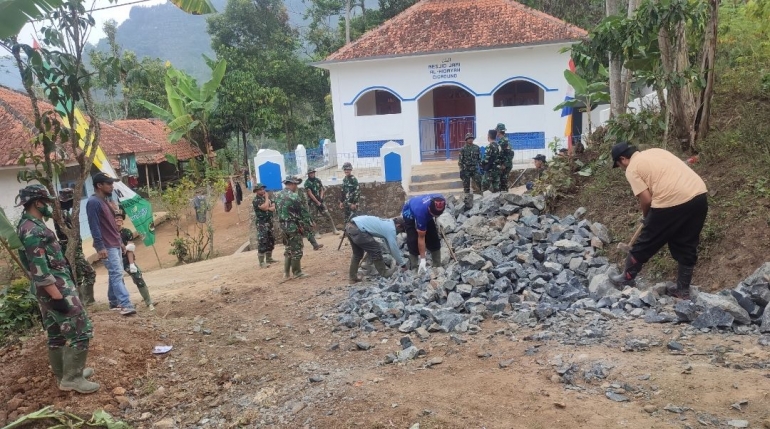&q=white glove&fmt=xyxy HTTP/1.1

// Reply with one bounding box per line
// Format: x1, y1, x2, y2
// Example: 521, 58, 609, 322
125, 243, 136, 252
129, 263, 138, 273
417, 257, 428, 275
